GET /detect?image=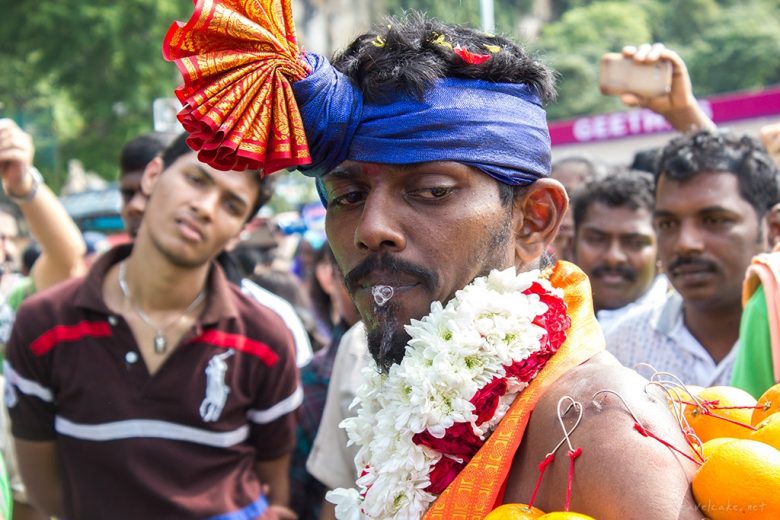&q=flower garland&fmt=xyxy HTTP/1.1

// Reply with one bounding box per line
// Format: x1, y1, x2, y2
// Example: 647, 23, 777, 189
327, 267, 571, 520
